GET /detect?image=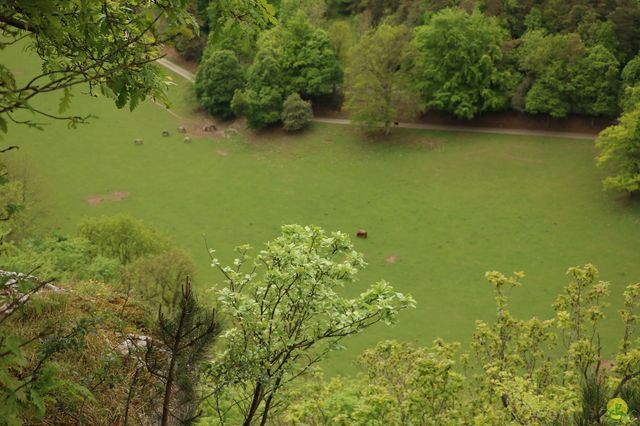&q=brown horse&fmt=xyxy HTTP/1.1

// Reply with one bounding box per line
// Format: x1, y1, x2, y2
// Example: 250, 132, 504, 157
356, 229, 368, 239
